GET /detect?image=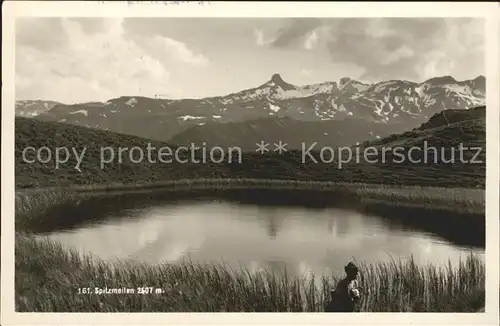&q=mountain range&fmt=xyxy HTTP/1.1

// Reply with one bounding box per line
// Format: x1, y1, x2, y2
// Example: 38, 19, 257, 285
16, 74, 485, 150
